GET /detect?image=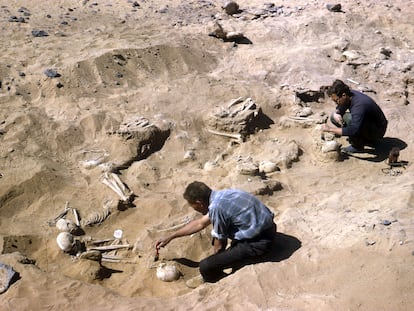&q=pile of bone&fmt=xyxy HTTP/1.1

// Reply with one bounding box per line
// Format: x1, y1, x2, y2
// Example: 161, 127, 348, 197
312, 126, 341, 162
205, 97, 263, 142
